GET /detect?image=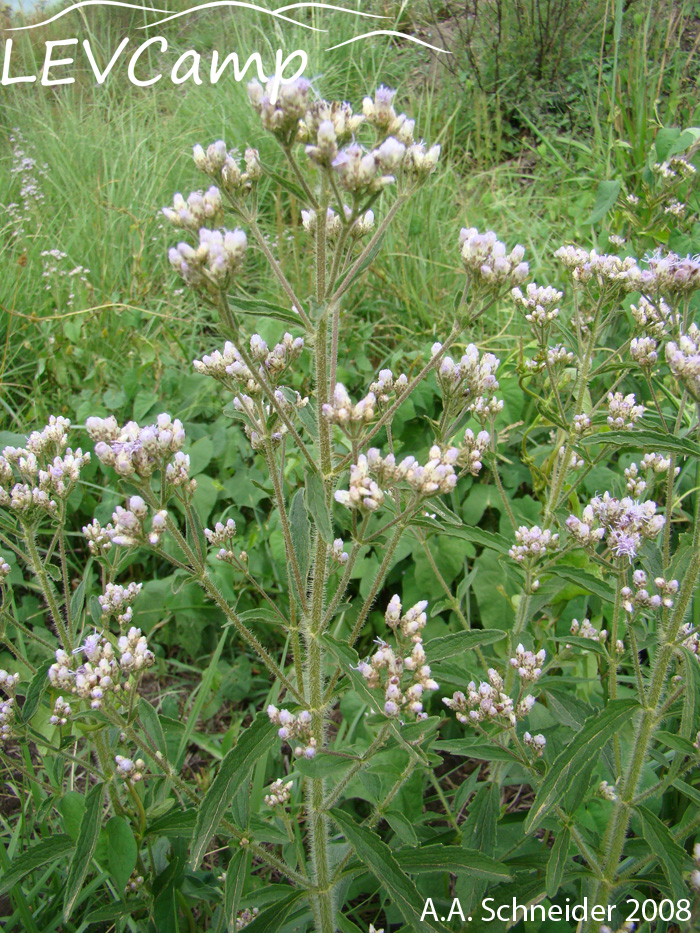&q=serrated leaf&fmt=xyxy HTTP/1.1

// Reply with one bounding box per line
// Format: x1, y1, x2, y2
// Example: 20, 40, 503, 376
637, 805, 689, 901
525, 699, 638, 833
105, 816, 137, 891
224, 849, 247, 932
190, 716, 277, 869
586, 179, 620, 224
242, 890, 307, 932
546, 828, 570, 897
580, 428, 700, 458
0, 834, 73, 896
655, 731, 698, 756
63, 783, 104, 920
331, 809, 447, 932
425, 628, 506, 662
306, 472, 333, 544
412, 516, 511, 555
548, 567, 614, 603
19, 659, 52, 723
396, 844, 511, 881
